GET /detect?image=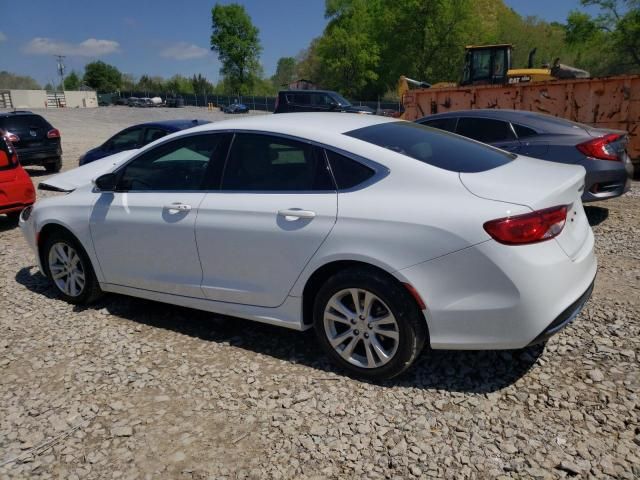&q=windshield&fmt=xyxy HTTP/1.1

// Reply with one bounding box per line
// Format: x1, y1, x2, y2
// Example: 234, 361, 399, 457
345, 121, 515, 173
331, 93, 352, 106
